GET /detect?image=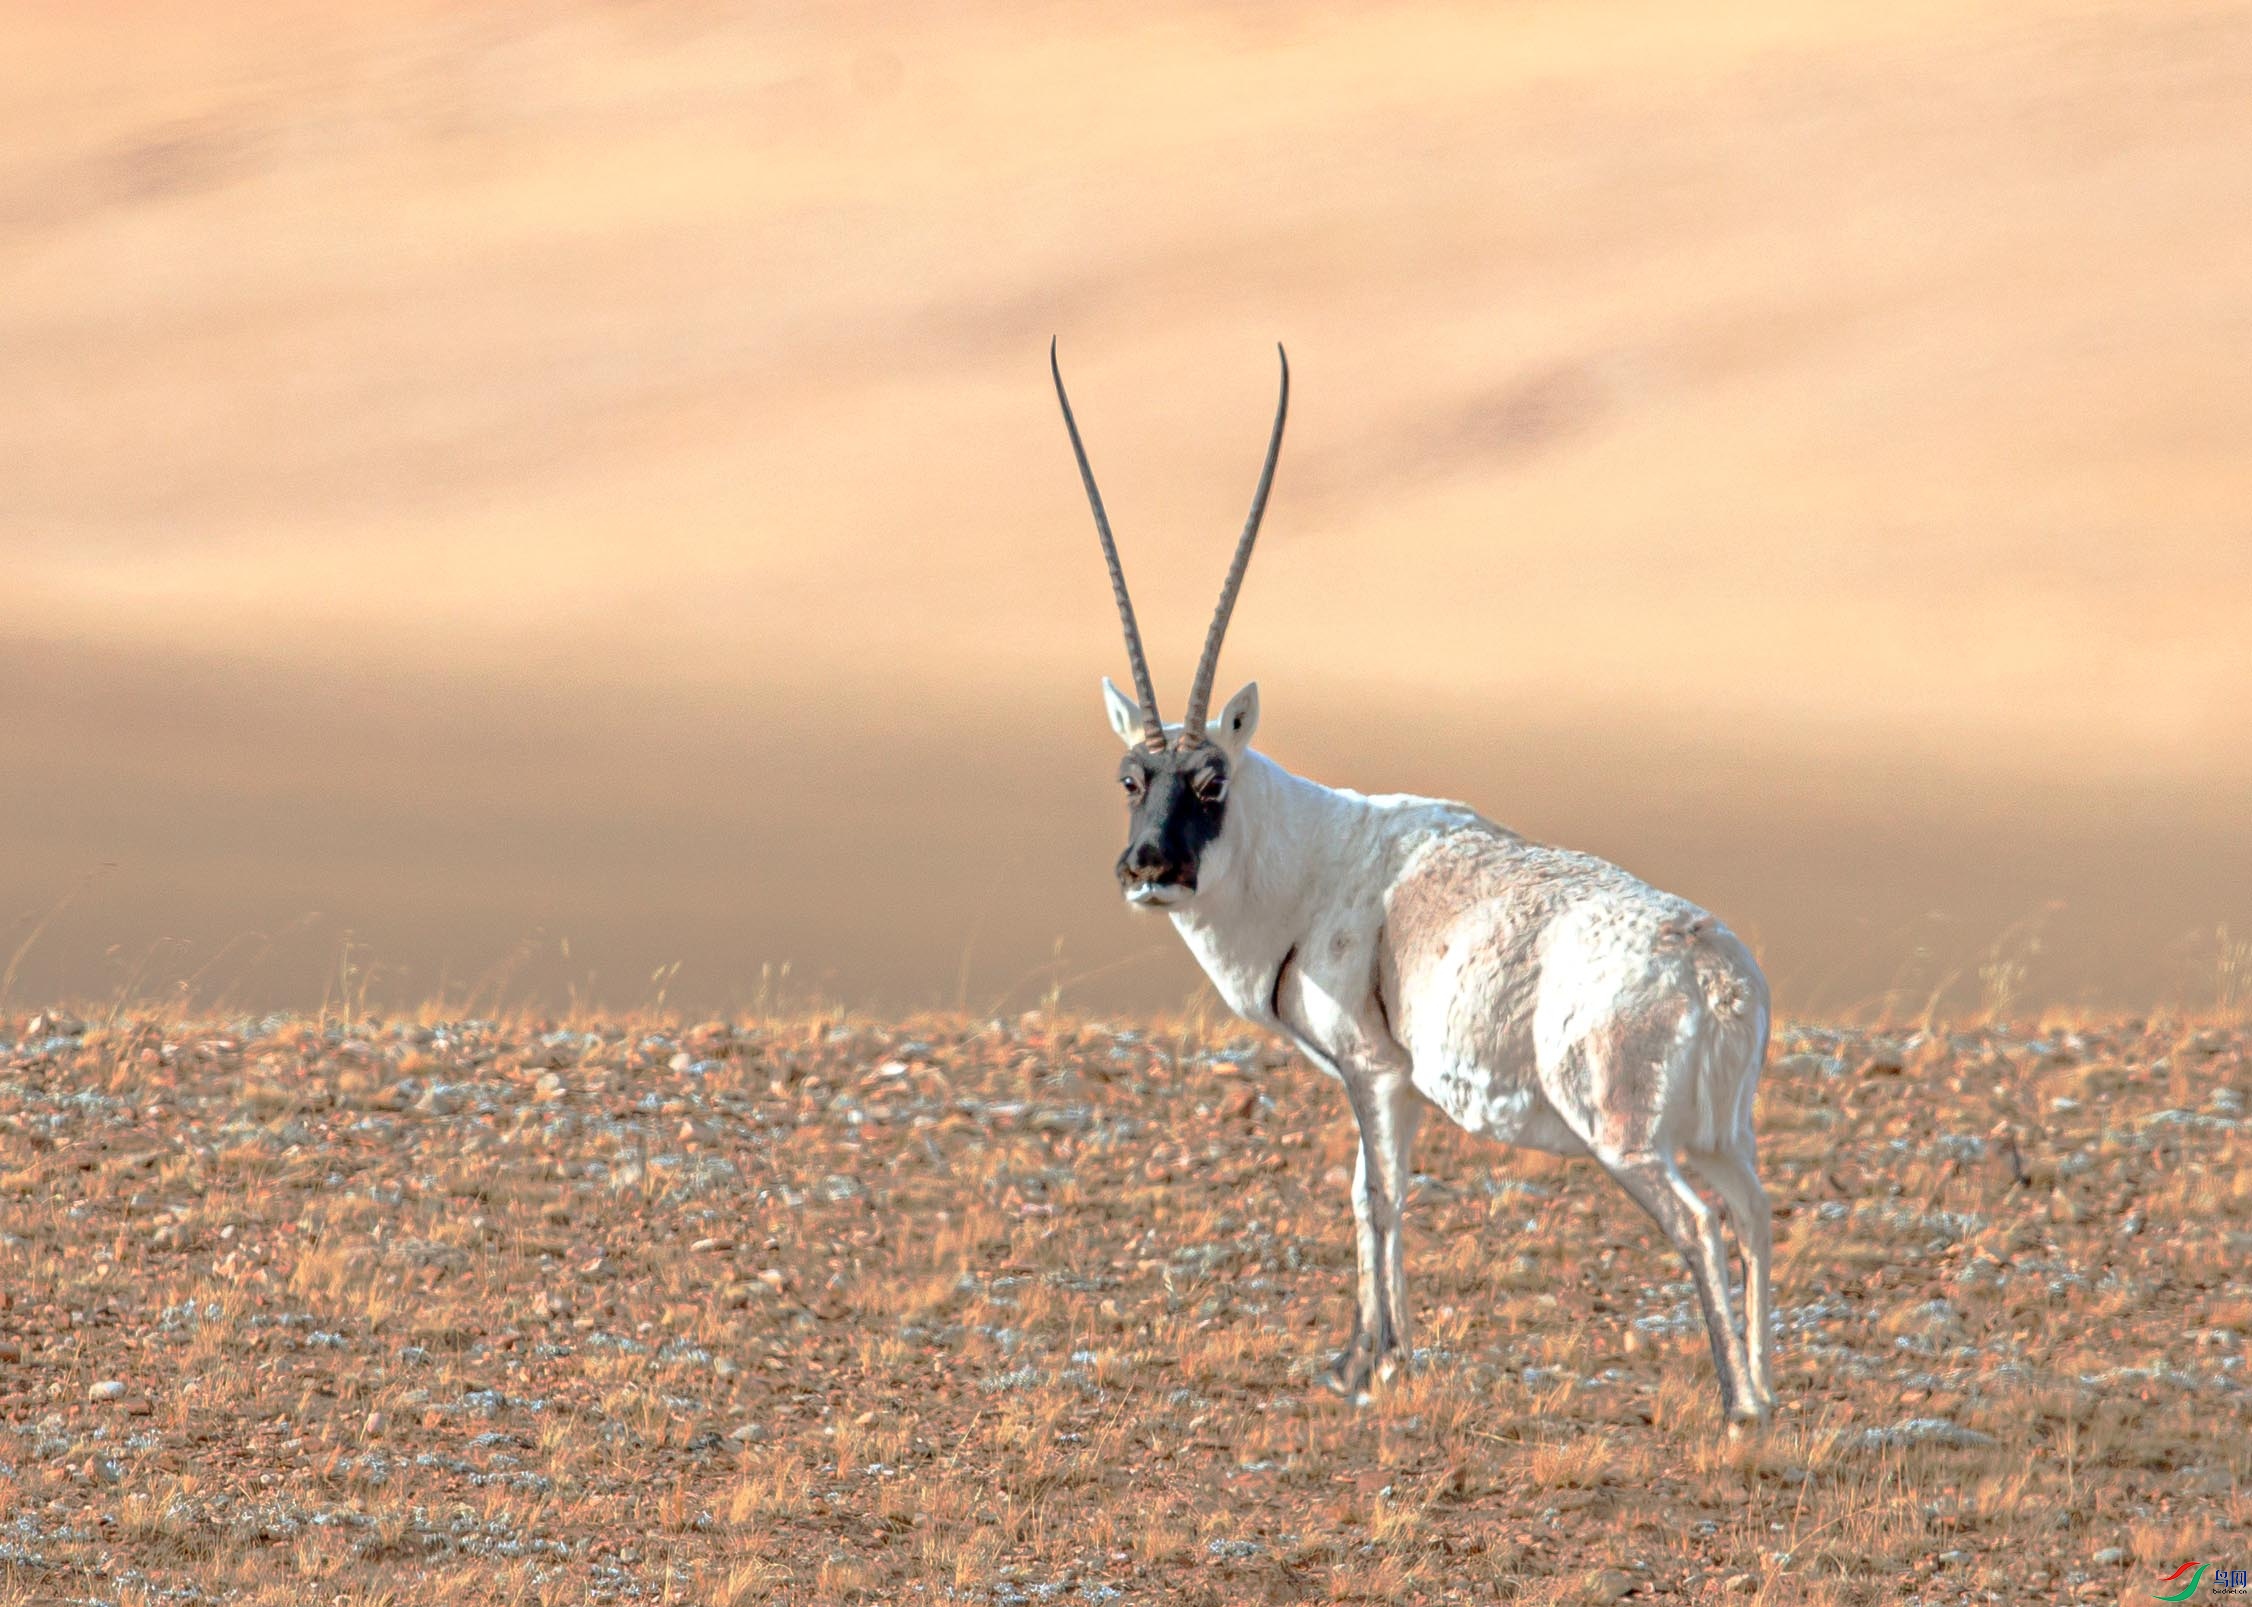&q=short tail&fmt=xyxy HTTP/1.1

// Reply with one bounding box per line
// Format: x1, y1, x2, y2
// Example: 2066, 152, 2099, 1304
1688, 920, 1769, 1154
